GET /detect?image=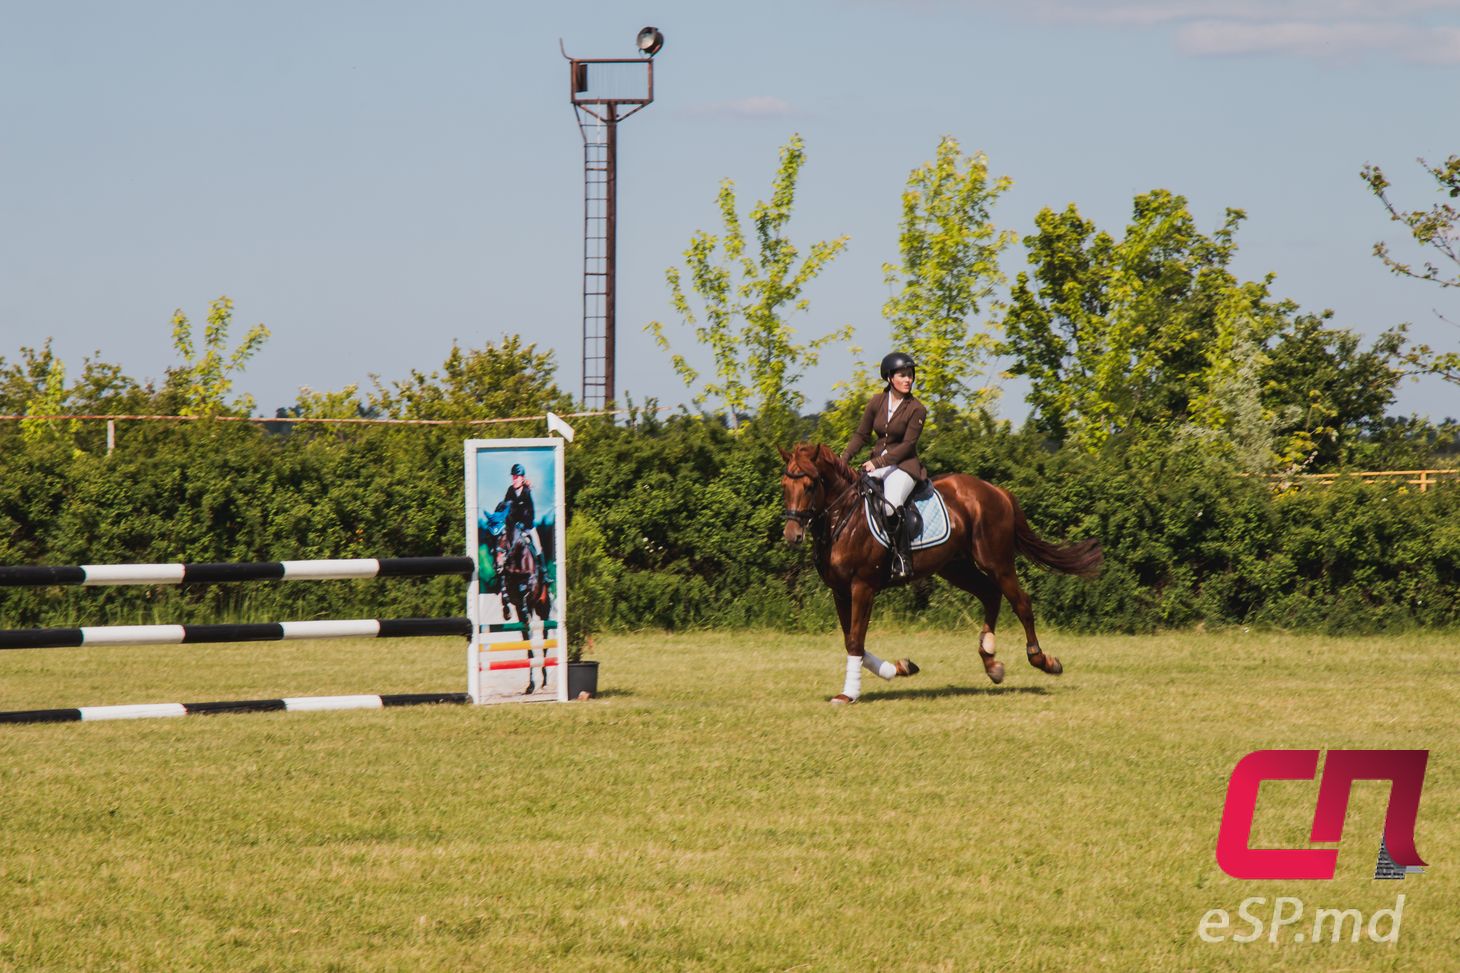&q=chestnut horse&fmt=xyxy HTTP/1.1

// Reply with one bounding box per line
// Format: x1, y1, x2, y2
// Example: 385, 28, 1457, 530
483, 512, 554, 694
779, 442, 1103, 703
